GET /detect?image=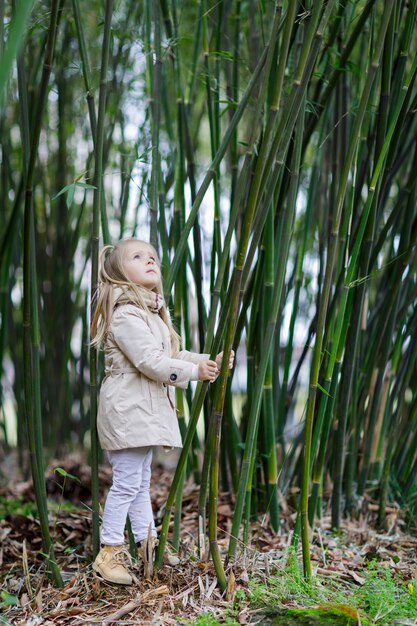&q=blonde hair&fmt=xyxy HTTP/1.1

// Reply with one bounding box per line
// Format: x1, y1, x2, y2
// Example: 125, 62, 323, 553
90, 238, 181, 354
